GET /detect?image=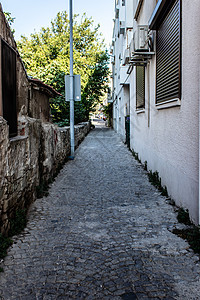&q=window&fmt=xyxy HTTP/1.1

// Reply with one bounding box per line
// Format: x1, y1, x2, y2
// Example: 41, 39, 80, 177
156, 0, 181, 104
136, 65, 145, 109
1, 39, 17, 137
